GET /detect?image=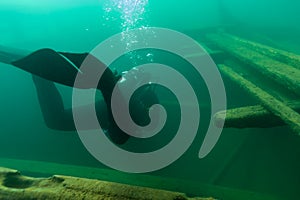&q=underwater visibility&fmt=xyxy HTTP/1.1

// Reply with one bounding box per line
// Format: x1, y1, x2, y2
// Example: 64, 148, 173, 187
0, 0, 300, 199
